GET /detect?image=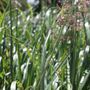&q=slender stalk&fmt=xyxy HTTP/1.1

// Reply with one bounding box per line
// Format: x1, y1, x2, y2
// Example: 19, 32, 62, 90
9, 0, 13, 80
69, 28, 77, 90
15, 8, 22, 81
81, 12, 87, 45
